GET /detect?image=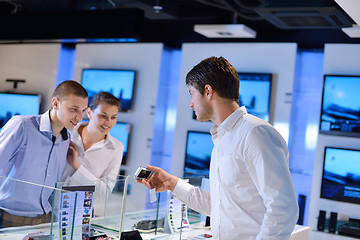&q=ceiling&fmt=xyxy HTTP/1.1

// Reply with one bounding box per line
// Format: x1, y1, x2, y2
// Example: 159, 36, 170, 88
0, 0, 360, 49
